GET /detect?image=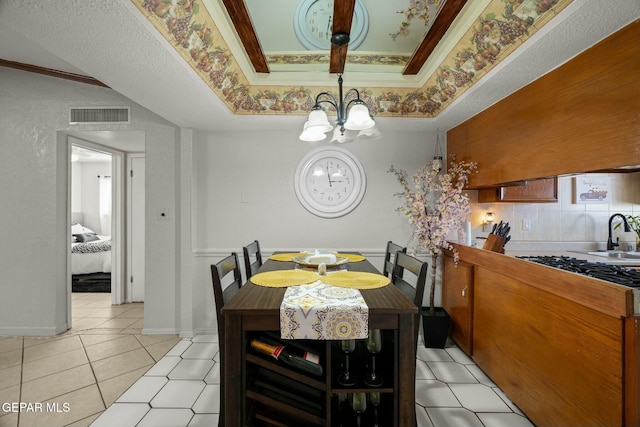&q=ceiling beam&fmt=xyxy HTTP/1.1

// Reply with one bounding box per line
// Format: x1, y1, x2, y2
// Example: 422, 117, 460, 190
221, 0, 269, 73
0, 59, 109, 87
329, 0, 356, 74
403, 0, 468, 75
